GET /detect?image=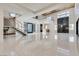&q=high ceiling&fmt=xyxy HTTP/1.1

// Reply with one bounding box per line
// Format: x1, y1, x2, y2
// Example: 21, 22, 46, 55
0, 3, 75, 18
18, 3, 55, 12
